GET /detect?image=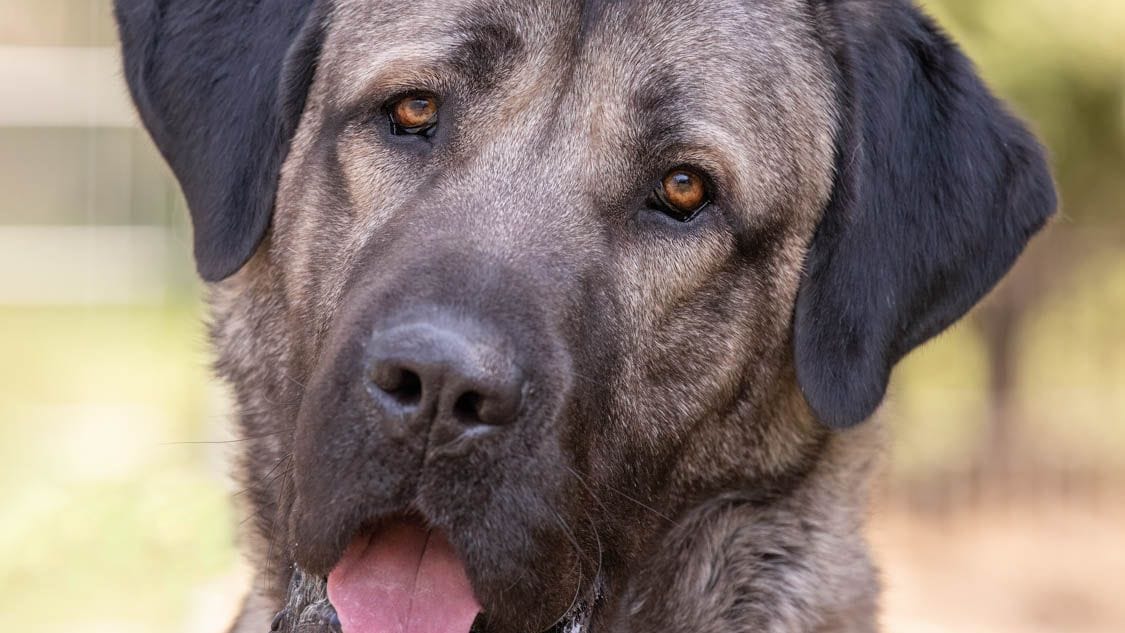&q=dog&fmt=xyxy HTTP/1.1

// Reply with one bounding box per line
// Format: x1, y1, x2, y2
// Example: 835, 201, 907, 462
114, 0, 1056, 631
